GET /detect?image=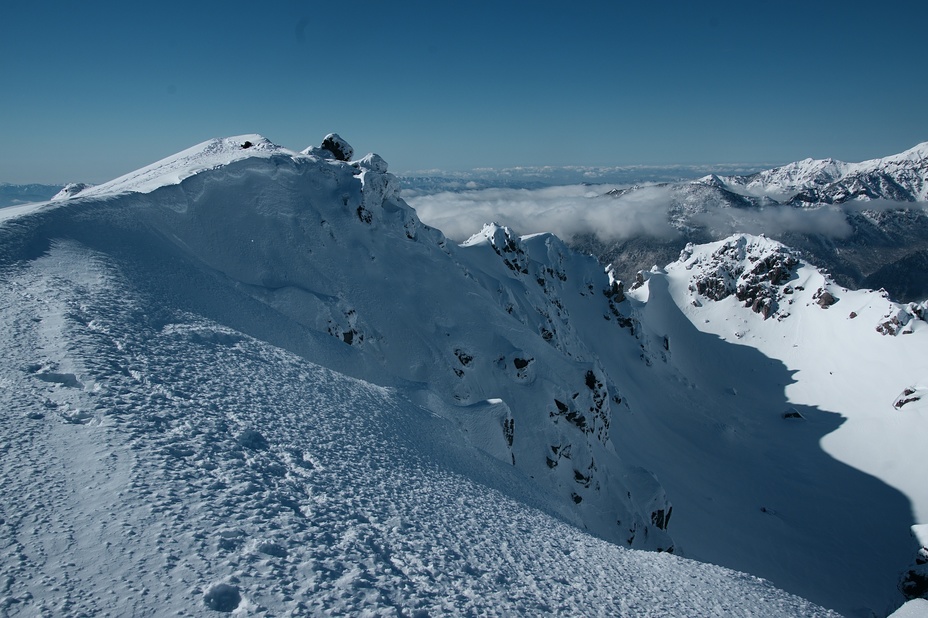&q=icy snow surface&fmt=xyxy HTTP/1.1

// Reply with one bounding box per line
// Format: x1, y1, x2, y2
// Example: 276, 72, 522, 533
0, 136, 842, 616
